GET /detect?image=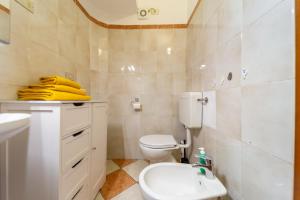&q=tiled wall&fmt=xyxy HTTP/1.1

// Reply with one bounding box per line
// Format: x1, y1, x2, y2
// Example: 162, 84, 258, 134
187, 0, 295, 199
1, 1, 295, 198
107, 29, 187, 159
0, 0, 108, 99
